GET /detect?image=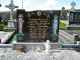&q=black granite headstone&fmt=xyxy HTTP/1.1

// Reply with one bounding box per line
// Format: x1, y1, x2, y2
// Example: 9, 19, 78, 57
69, 11, 80, 24
17, 10, 60, 42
